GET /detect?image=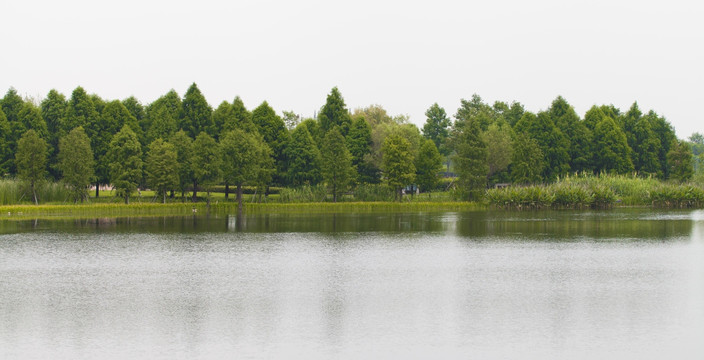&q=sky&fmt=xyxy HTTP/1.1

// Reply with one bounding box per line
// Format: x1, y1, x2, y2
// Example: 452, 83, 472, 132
2, 0, 703, 138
